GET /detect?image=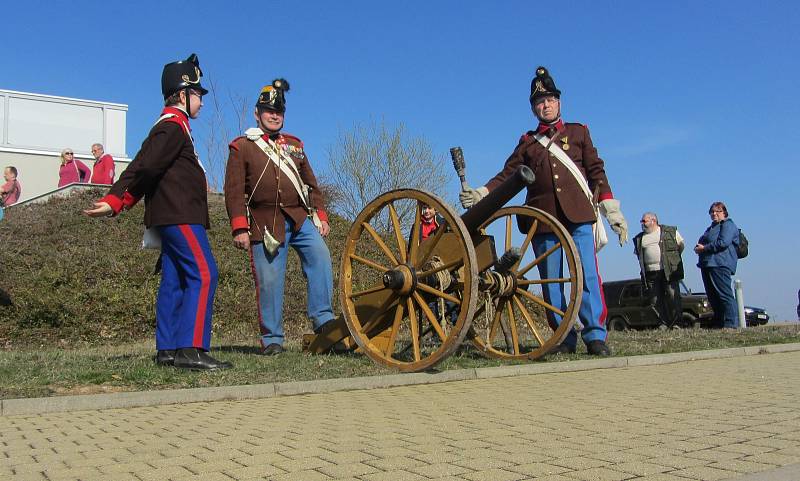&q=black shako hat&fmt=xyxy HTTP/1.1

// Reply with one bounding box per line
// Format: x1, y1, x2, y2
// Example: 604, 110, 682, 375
256, 78, 290, 112
529, 66, 561, 103
161, 53, 209, 99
